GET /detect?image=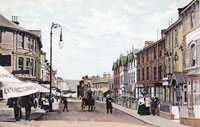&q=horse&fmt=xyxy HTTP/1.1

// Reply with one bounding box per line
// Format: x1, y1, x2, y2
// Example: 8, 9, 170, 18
81, 97, 95, 111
